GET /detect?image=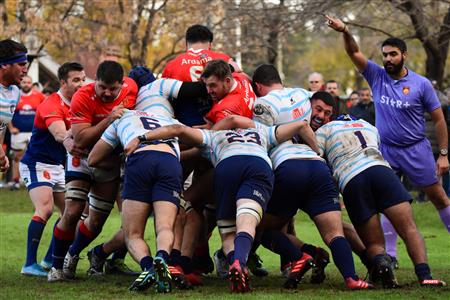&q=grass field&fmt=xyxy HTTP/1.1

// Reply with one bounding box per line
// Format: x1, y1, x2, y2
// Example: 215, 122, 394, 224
0, 189, 449, 299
